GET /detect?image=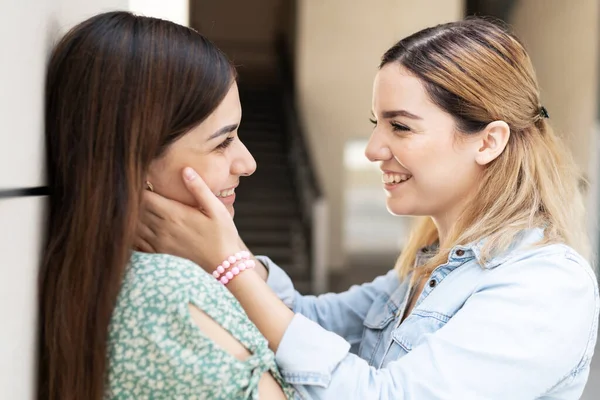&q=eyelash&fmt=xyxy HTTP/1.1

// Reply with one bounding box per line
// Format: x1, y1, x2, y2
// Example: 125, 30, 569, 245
216, 136, 234, 150
369, 119, 410, 132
